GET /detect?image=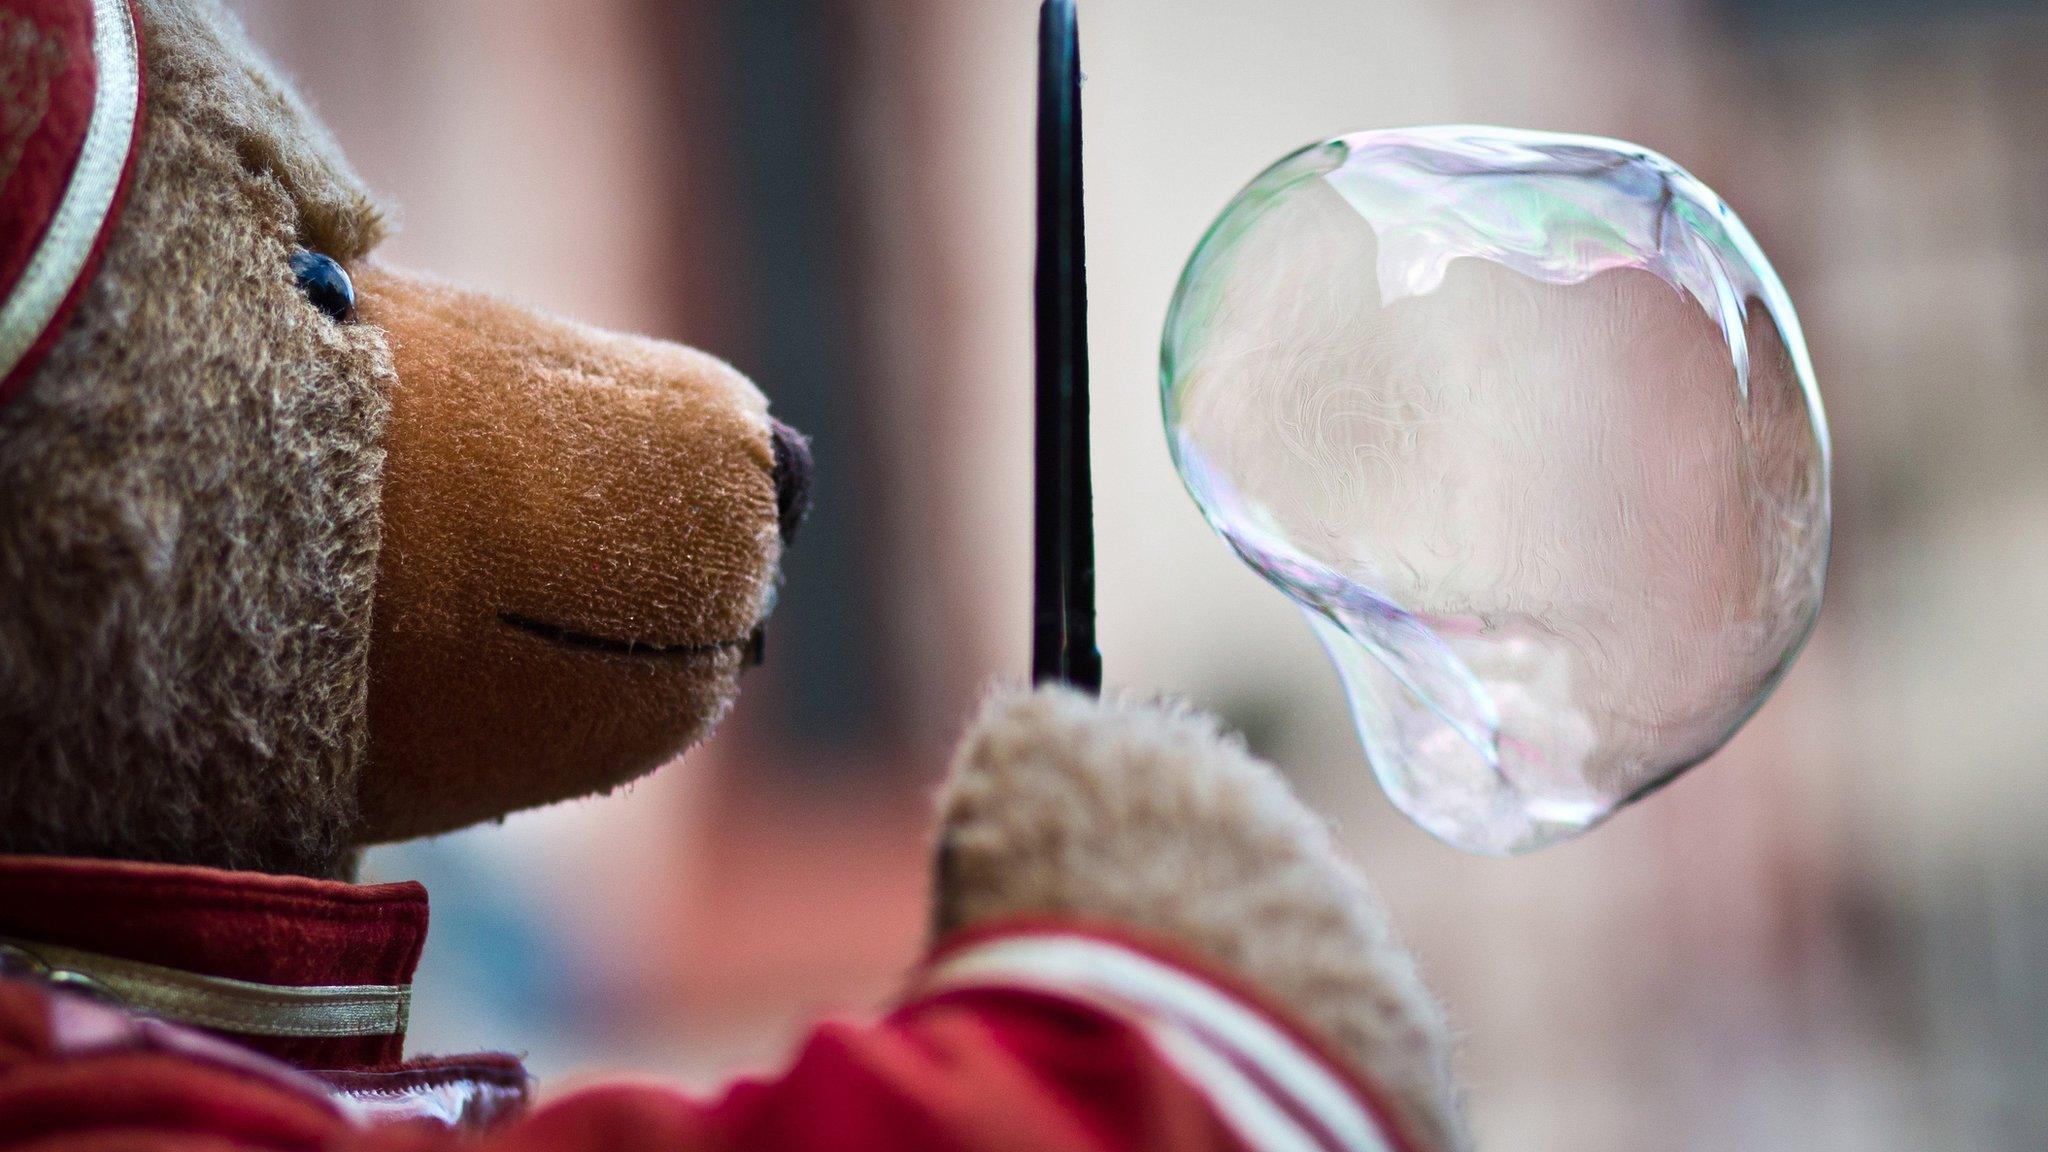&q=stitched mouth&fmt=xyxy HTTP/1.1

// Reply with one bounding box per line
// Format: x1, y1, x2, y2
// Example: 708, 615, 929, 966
500, 612, 764, 664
